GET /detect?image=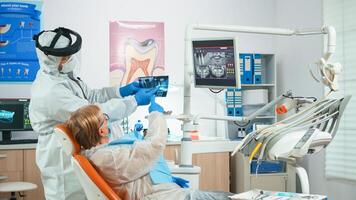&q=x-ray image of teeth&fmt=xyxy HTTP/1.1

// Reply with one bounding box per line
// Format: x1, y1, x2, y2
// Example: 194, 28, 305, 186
196, 65, 210, 78
210, 53, 226, 65
194, 51, 228, 79
0, 110, 15, 123
209, 54, 226, 78
209, 64, 226, 78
